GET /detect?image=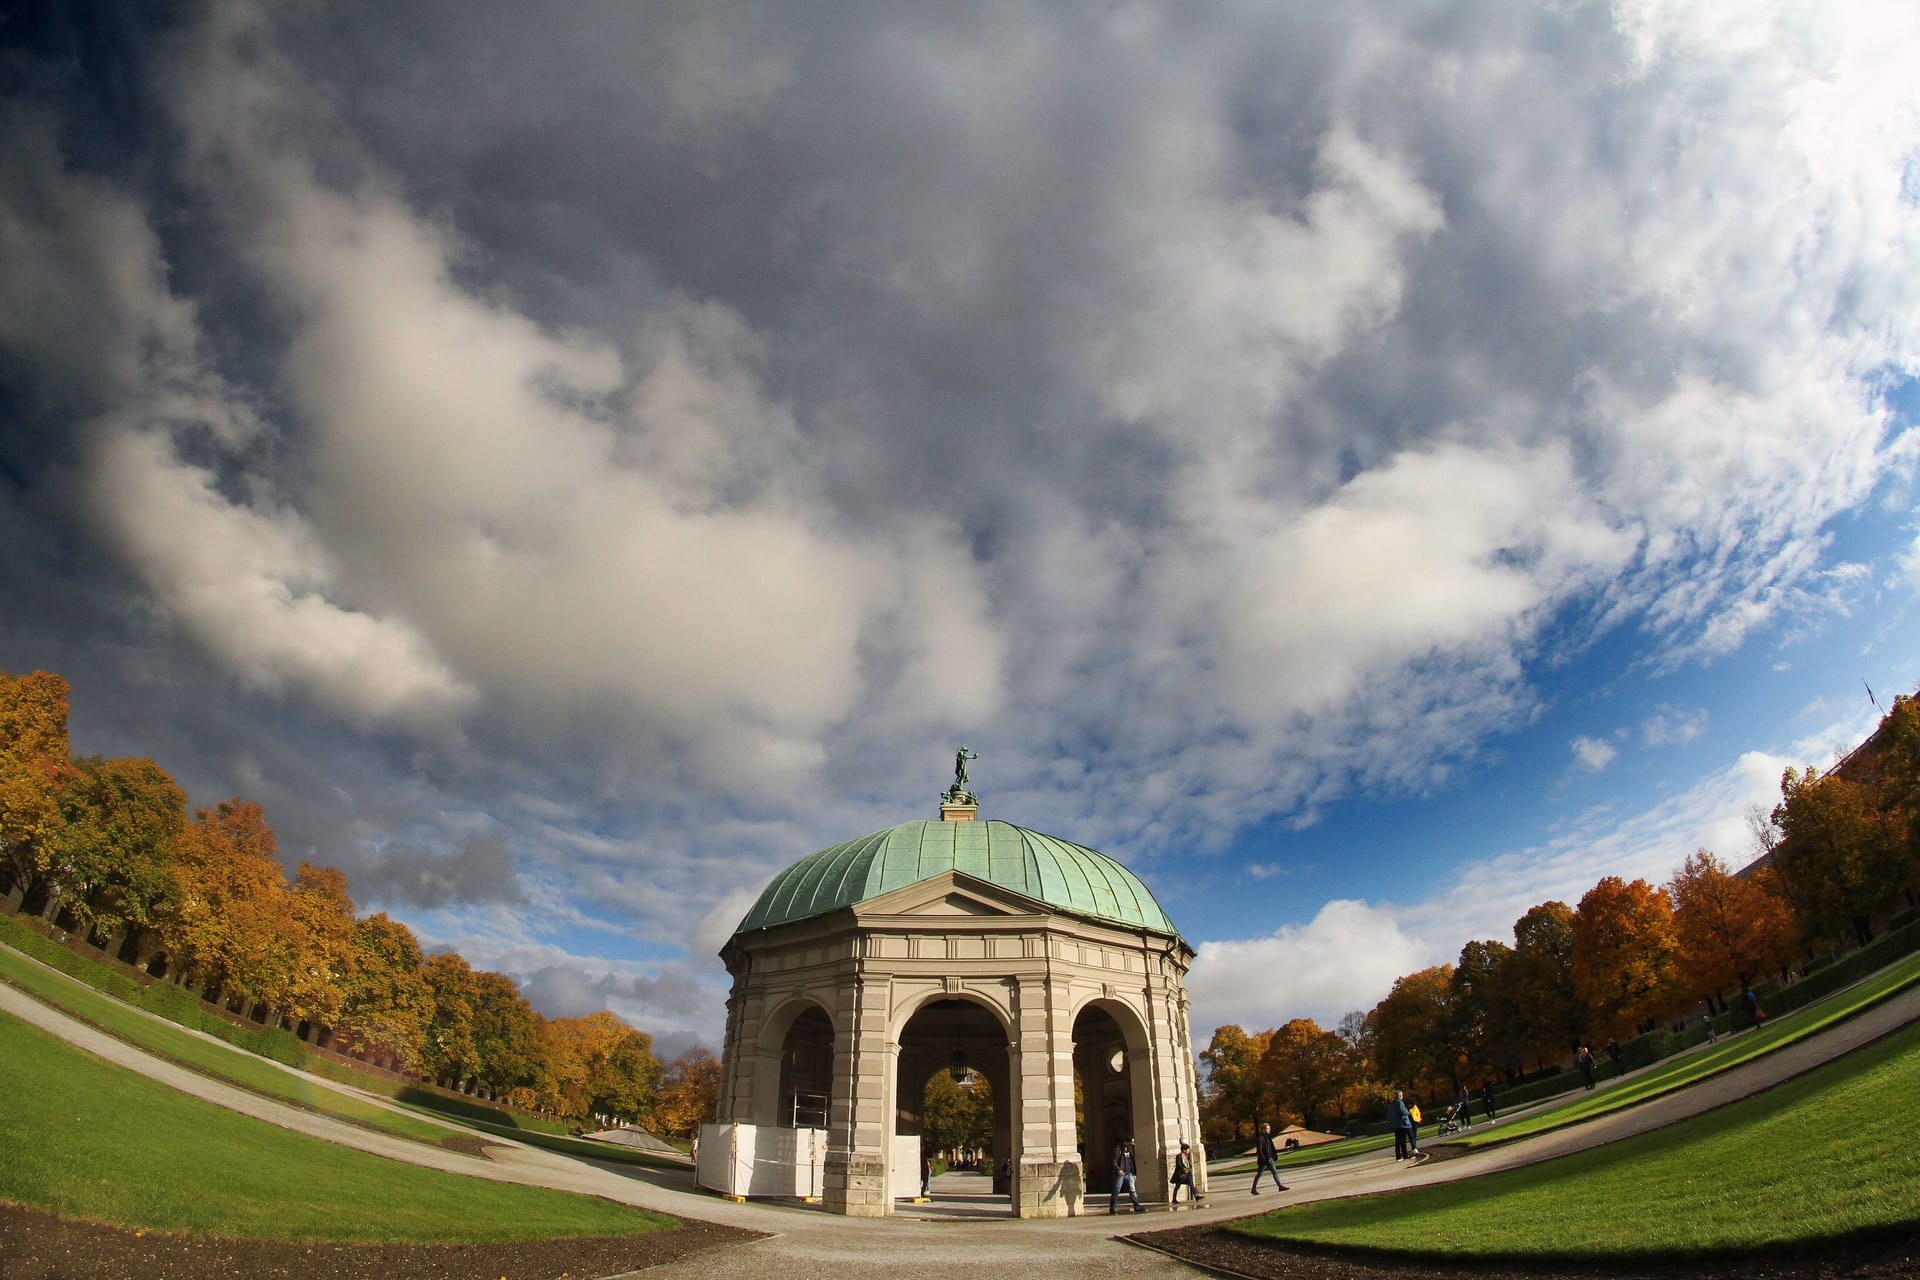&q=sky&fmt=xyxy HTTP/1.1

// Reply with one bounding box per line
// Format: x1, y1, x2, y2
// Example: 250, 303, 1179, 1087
3, 1, 1919, 1060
